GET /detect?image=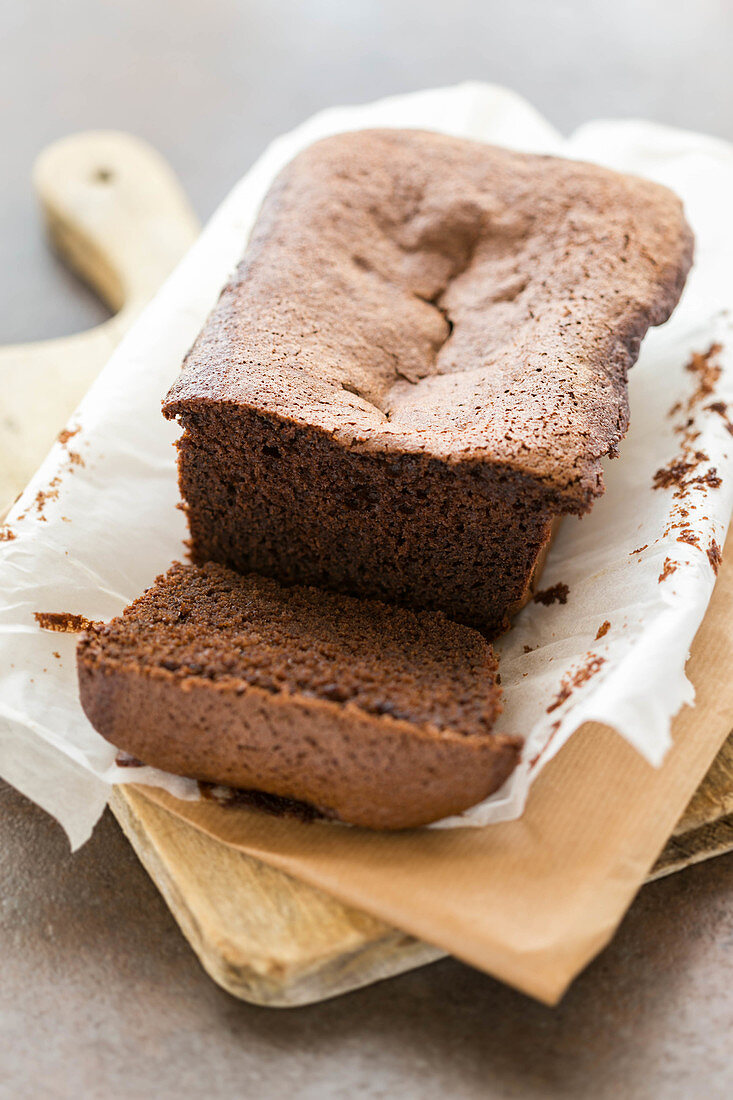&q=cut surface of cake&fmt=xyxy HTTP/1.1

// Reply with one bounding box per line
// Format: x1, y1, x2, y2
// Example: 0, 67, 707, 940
77, 562, 518, 829
163, 129, 694, 635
